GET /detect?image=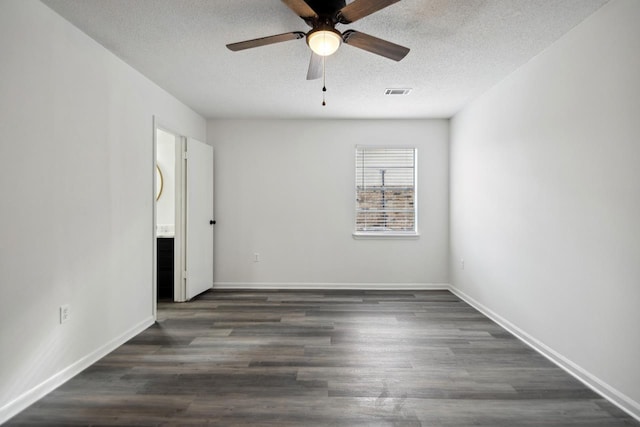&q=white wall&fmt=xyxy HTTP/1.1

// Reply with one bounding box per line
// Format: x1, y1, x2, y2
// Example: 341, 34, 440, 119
207, 119, 449, 287
156, 129, 176, 234
0, 1, 205, 422
450, 0, 640, 418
